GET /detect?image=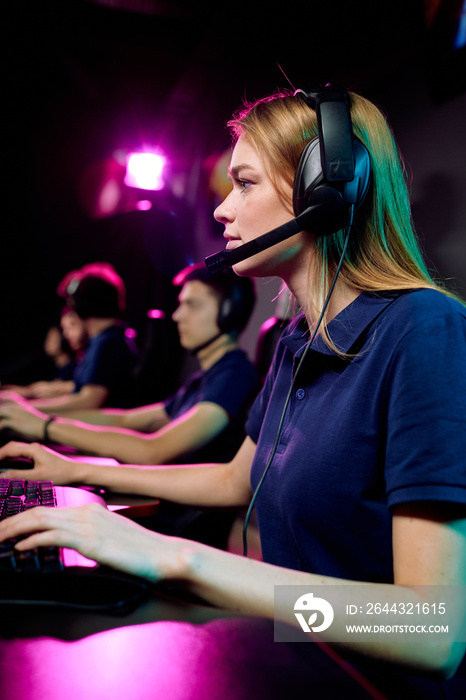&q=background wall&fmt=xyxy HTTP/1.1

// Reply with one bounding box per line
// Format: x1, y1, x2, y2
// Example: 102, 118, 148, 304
1, 0, 465, 389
